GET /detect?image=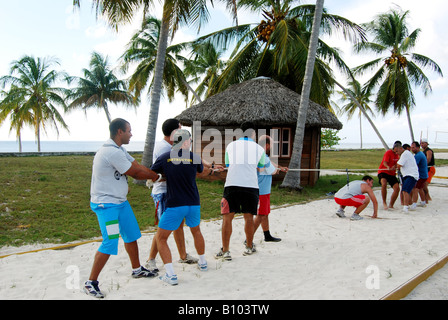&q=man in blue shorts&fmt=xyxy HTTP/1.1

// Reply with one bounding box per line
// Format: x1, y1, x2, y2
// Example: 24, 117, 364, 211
397, 144, 419, 213
84, 118, 161, 298
151, 129, 213, 285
